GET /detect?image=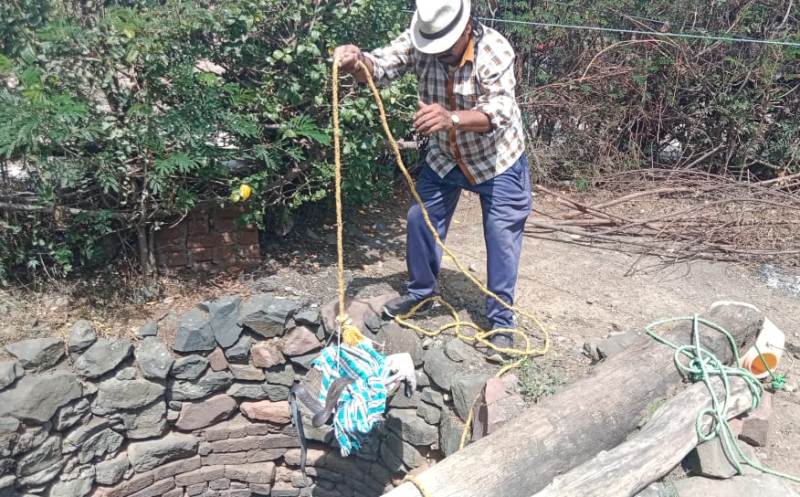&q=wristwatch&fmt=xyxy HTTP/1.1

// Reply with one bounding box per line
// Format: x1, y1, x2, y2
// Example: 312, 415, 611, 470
450, 112, 461, 129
